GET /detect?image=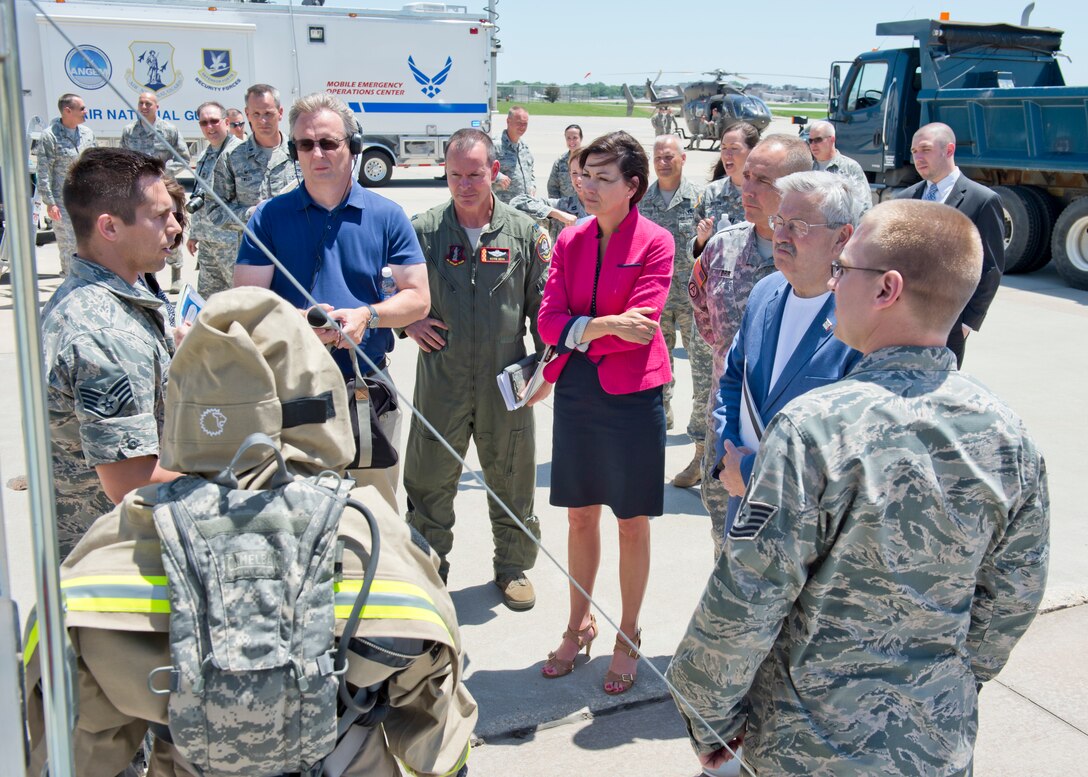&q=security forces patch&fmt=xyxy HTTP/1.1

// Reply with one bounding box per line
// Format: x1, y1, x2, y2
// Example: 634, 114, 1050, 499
534, 227, 553, 263
728, 501, 778, 541
446, 245, 466, 266
481, 247, 510, 264
76, 376, 135, 418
